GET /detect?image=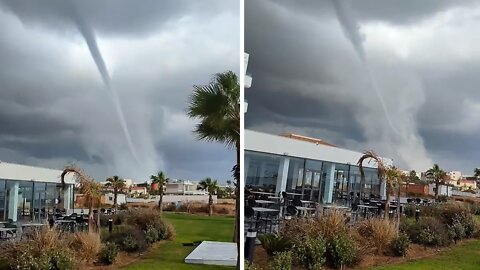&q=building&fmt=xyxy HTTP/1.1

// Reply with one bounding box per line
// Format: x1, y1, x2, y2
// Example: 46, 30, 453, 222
429, 184, 453, 197
129, 186, 147, 196
102, 192, 127, 205
448, 171, 462, 181
0, 161, 75, 222
458, 179, 477, 190
245, 130, 393, 204
165, 179, 206, 195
